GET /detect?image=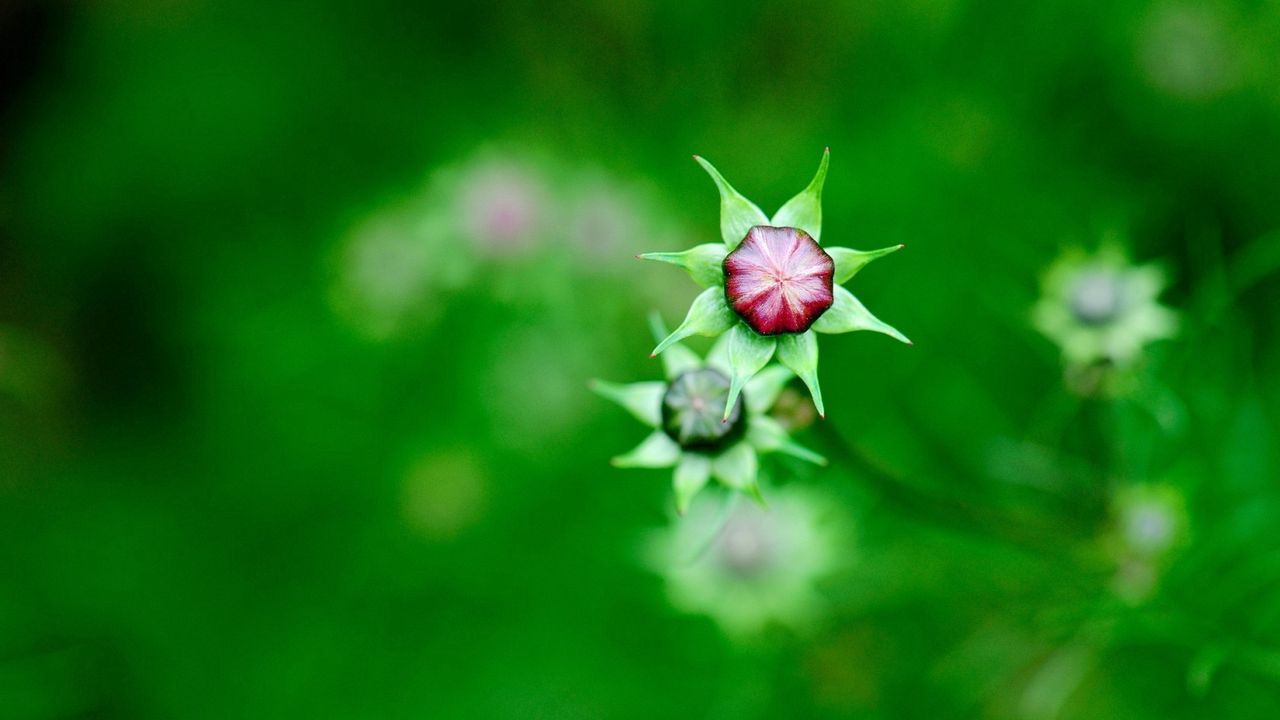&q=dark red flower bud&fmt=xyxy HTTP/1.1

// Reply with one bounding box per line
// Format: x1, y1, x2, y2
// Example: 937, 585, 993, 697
723, 226, 834, 335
